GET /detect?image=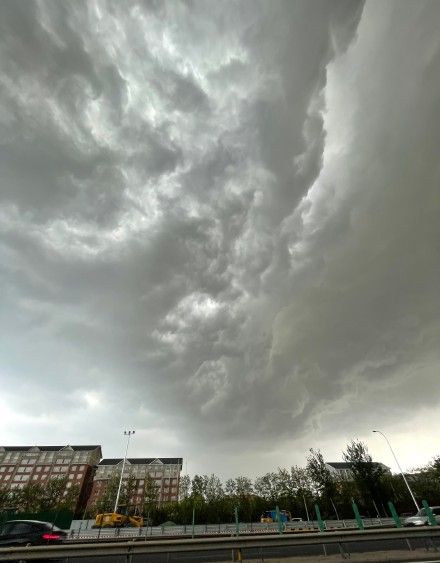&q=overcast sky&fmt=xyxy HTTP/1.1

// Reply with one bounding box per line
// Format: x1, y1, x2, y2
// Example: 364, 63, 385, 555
0, 0, 439, 480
